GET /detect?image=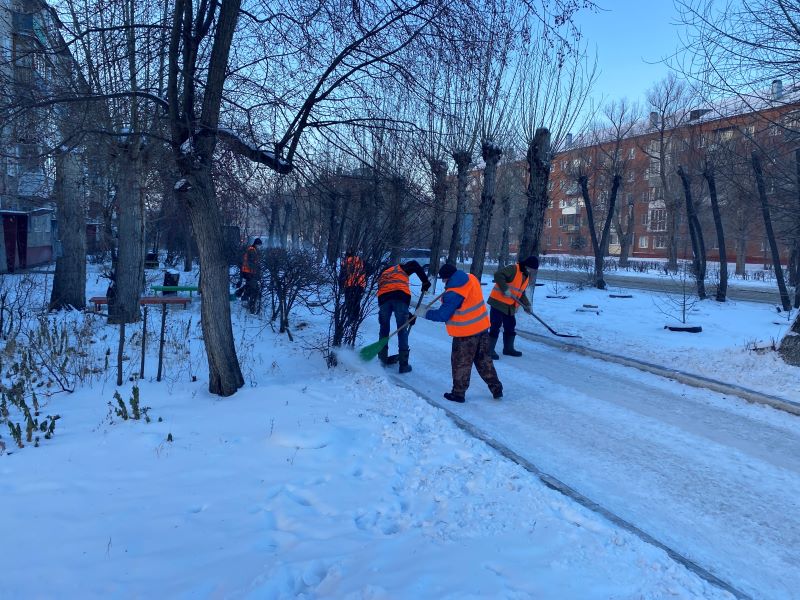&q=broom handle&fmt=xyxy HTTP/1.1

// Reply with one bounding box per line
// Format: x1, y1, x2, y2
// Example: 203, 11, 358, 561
384, 291, 445, 341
